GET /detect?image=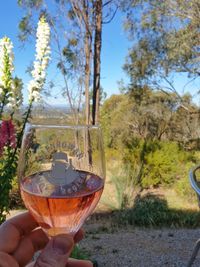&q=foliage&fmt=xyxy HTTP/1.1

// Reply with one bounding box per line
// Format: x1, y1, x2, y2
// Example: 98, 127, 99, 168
0, 146, 18, 223
18, 0, 86, 122
128, 194, 173, 227
121, 0, 200, 105
9, 177, 24, 210
0, 17, 51, 223
101, 94, 130, 148
0, 37, 21, 223
71, 245, 90, 261
141, 142, 196, 188
101, 90, 200, 190
123, 138, 197, 188
175, 161, 197, 202
5, 0, 200, 229
18, 0, 118, 124
105, 148, 122, 162
101, 89, 200, 147
103, 162, 136, 210
71, 245, 98, 266
115, 194, 200, 228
